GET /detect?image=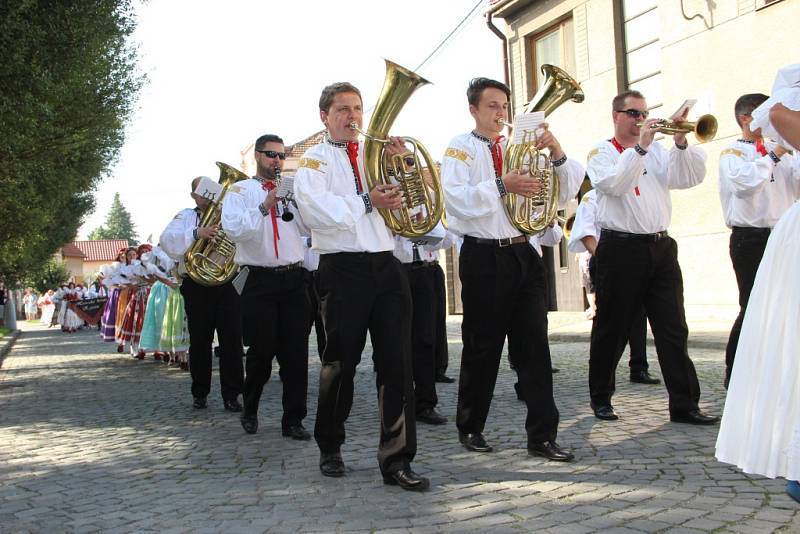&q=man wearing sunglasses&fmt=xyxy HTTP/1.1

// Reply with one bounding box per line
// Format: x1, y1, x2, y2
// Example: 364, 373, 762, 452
222, 133, 312, 441
585, 89, 718, 426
